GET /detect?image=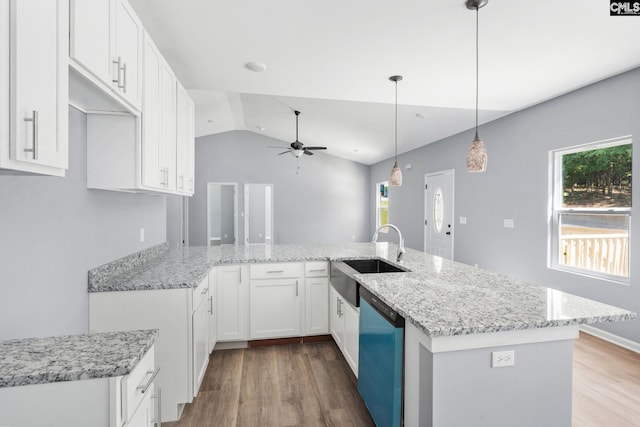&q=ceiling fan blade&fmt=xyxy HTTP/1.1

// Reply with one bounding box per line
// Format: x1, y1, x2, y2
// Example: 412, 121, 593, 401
304, 146, 327, 150
303, 150, 314, 156
268, 145, 289, 149
278, 150, 292, 155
